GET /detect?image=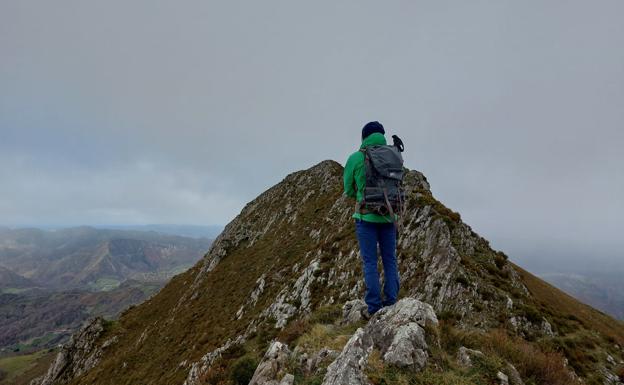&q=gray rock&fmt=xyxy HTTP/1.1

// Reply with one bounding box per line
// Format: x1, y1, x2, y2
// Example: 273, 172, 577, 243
34, 318, 107, 385
322, 328, 373, 385
497, 371, 509, 385
184, 335, 246, 385
457, 346, 484, 367
505, 363, 524, 385
249, 341, 293, 385
323, 298, 438, 385
600, 365, 624, 385
378, 323, 428, 368
301, 347, 339, 374
279, 373, 295, 385
367, 298, 437, 370
342, 299, 368, 325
